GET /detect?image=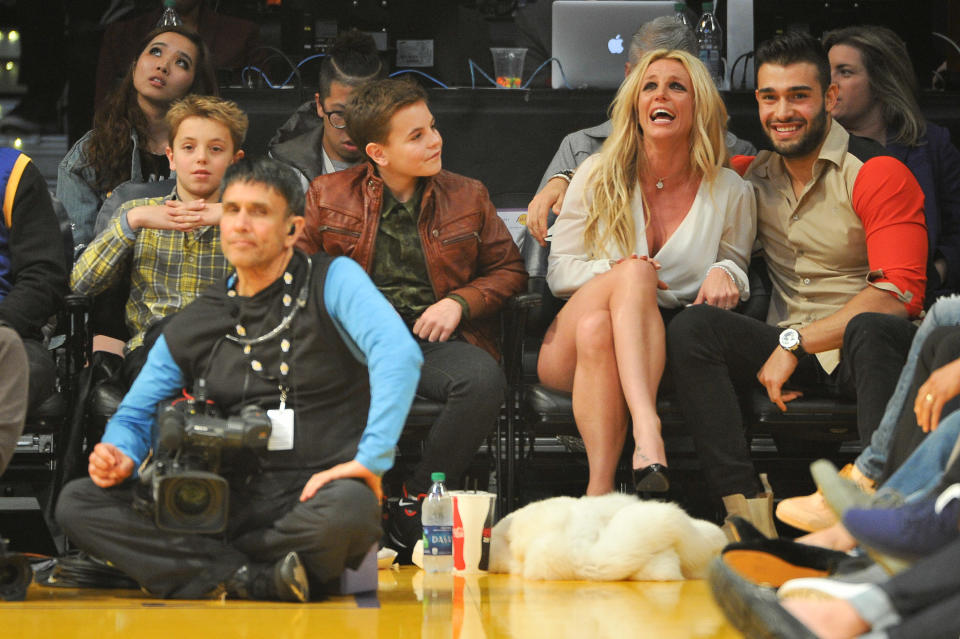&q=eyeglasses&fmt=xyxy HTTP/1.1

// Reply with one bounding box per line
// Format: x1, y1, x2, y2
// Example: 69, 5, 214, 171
323, 109, 347, 130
